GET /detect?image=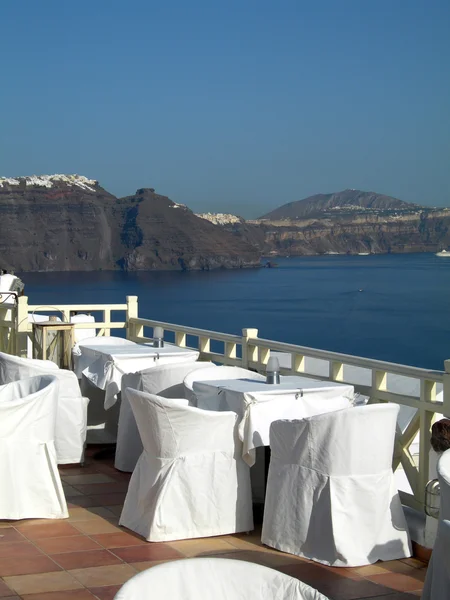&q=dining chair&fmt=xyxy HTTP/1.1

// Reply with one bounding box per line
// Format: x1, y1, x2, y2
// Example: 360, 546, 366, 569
119, 390, 253, 541
262, 404, 412, 566
0, 374, 68, 520
115, 360, 215, 472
